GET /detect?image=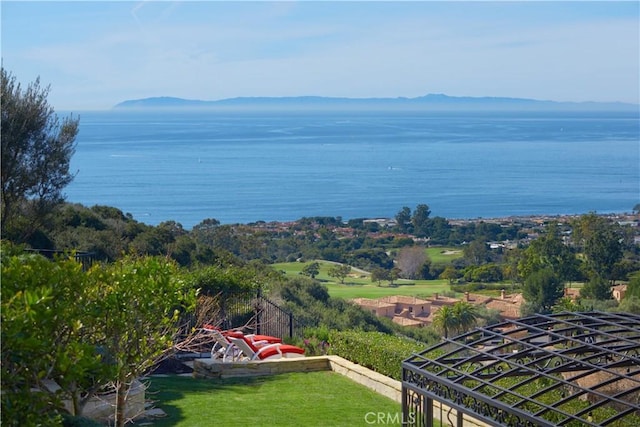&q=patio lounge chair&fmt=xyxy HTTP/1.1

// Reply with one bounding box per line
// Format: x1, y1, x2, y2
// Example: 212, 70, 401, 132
202, 328, 286, 361
223, 330, 282, 345
227, 336, 305, 361
202, 324, 282, 344
204, 329, 243, 362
